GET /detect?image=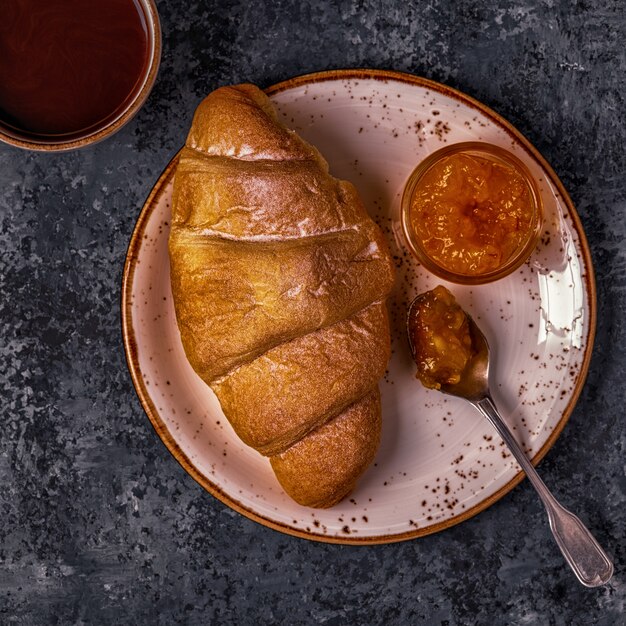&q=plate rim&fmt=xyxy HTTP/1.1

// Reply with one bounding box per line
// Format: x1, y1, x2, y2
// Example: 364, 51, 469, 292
121, 68, 597, 545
